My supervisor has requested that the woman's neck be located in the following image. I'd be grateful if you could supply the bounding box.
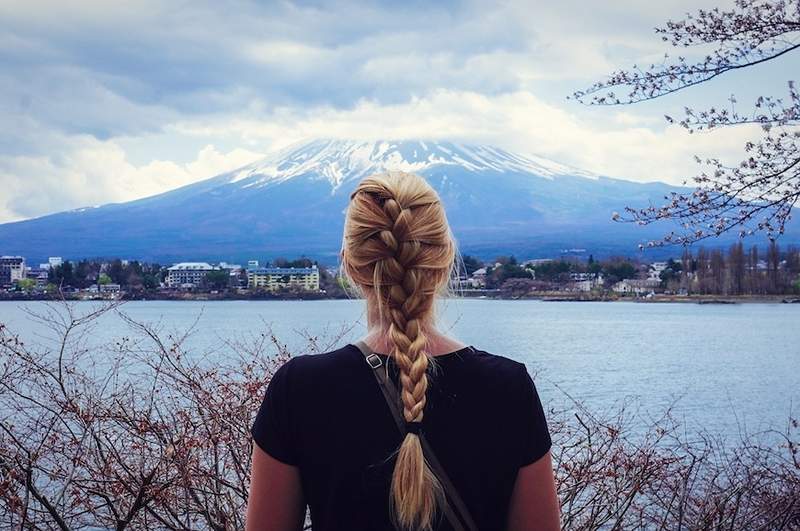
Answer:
[362,326,467,357]
[362,296,467,356]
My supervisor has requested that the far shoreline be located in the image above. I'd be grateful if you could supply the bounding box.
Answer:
[1,292,798,304]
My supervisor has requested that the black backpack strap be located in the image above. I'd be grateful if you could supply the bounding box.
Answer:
[354,341,479,531]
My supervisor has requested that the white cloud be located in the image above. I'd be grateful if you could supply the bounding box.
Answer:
[0,137,262,222]
[244,40,336,69]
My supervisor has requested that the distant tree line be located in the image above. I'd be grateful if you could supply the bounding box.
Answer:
[664,242,800,296]
[461,244,800,297]
[461,254,640,289]
[48,259,164,291]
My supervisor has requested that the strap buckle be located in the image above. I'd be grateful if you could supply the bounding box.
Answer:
[366,353,382,369]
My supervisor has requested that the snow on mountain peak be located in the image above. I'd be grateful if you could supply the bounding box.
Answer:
[227,138,598,189]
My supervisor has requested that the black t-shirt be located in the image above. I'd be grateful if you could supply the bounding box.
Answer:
[250,343,551,531]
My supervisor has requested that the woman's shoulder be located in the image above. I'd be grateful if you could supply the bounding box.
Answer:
[451,346,529,379]
[270,344,362,384]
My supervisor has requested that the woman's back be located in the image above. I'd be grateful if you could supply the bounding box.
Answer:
[247,171,559,530]
[251,343,552,530]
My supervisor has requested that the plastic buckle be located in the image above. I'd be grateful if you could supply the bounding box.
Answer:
[366,353,382,369]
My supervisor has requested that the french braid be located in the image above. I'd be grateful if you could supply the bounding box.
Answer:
[341,171,456,530]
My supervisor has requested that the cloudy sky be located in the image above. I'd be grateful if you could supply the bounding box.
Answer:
[1,0,796,223]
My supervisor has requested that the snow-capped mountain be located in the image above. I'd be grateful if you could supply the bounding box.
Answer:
[225,139,598,191]
[0,139,790,264]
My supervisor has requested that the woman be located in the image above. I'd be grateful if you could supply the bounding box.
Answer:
[247,171,560,530]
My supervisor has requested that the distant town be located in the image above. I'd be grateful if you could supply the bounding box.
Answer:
[1,242,799,302]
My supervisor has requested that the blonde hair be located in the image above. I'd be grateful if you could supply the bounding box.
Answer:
[340,171,458,530]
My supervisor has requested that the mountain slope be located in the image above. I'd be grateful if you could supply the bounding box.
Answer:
[1,139,794,264]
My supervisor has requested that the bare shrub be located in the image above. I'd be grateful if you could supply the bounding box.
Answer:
[551,389,800,529]
[0,299,798,529]
[0,300,298,529]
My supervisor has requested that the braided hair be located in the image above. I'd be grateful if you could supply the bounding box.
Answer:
[341,171,457,530]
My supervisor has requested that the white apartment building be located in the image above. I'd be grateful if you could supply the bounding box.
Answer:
[166,262,218,288]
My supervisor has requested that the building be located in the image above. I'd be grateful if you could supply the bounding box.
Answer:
[569,272,596,282]
[613,278,661,295]
[247,265,320,292]
[522,259,554,267]
[25,267,49,288]
[648,261,669,281]
[0,256,26,287]
[87,283,122,294]
[469,267,487,288]
[48,257,63,269]
[219,262,247,288]
[101,283,121,293]
[455,275,482,289]
[570,272,604,292]
[219,262,243,276]
[166,262,218,288]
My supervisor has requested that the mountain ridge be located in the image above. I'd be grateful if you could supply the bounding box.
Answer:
[1,138,795,264]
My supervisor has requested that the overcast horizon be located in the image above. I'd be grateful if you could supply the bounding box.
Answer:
[3,0,797,224]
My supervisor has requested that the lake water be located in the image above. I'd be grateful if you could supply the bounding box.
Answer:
[1,299,798,440]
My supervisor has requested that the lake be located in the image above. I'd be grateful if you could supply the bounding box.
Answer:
[1,298,798,440]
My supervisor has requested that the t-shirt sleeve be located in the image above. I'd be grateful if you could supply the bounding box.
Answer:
[515,364,552,467]
[251,358,300,466]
